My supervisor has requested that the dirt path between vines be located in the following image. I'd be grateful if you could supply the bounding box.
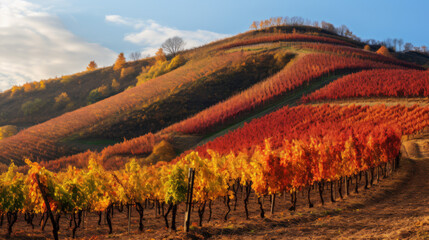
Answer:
[199,157,429,240]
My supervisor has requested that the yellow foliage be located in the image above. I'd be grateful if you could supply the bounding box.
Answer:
[136,61,169,86]
[55,92,70,103]
[144,140,176,164]
[0,125,18,140]
[364,45,371,51]
[167,54,186,70]
[54,92,74,110]
[10,86,22,96]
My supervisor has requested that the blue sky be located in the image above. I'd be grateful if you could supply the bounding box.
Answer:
[1,0,428,91]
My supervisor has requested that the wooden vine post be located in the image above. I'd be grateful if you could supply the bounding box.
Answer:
[127,204,131,233]
[184,168,195,232]
[35,174,59,240]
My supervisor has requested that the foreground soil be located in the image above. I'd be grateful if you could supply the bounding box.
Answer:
[2,156,428,240]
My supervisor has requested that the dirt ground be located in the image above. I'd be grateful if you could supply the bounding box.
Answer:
[2,155,428,240]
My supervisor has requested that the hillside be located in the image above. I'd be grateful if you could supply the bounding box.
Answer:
[1,25,426,168]
[1,22,429,240]
[0,59,151,127]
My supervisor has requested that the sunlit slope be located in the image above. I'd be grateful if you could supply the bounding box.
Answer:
[0,50,291,165]
[0,59,151,127]
[41,41,423,171]
[2,26,426,169]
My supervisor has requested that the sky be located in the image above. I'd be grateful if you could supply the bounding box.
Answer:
[1,0,428,91]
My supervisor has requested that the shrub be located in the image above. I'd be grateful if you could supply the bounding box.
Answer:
[136,61,169,86]
[87,85,110,104]
[143,140,176,164]
[111,79,120,91]
[120,66,135,79]
[136,55,185,86]
[61,75,73,84]
[21,98,45,116]
[376,46,392,57]
[166,54,186,71]
[54,92,74,110]
[0,125,18,140]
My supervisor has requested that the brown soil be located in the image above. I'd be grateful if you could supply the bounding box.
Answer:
[2,156,428,239]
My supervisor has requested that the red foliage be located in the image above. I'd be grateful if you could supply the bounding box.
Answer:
[302,69,429,102]
[49,53,411,171]
[298,43,424,69]
[165,53,405,135]
[189,105,428,159]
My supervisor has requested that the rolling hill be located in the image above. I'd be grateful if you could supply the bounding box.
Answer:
[0,25,427,169]
[0,21,429,240]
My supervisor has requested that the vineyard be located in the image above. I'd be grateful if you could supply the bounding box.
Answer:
[298,42,425,69]
[0,52,251,165]
[302,69,429,102]
[0,23,428,239]
[217,33,357,50]
[36,51,414,171]
[0,104,428,239]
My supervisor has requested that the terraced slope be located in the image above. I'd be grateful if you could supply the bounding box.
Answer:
[0,50,291,165]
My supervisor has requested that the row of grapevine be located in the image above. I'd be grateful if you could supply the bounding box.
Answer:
[302,69,429,102]
[193,105,428,157]
[298,42,424,69]
[0,52,248,164]
[42,52,412,171]
[217,33,357,50]
[165,53,407,135]
[1,104,426,238]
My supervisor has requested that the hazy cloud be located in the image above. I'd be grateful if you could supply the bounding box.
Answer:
[105,15,229,56]
[0,0,117,91]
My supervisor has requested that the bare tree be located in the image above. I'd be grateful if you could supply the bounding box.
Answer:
[321,21,336,33]
[162,36,185,56]
[336,25,349,36]
[393,39,398,51]
[129,52,141,61]
[398,39,404,51]
[385,38,393,48]
[404,42,413,52]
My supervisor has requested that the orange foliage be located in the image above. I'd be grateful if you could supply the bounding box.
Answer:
[155,48,166,62]
[113,53,126,71]
[86,61,98,71]
[376,46,392,57]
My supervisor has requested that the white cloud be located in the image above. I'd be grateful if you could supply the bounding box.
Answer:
[105,15,229,56]
[0,0,117,92]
